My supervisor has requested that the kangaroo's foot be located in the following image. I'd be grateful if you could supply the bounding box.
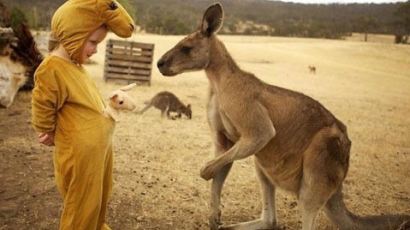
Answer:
[209,210,222,230]
[219,218,281,230]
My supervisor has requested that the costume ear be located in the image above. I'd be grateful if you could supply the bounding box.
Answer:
[201,3,224,37]
[120,83,137,91]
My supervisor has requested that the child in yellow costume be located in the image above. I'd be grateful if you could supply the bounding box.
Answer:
[31,1,134,229]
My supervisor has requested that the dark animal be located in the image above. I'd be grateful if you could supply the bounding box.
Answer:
[0,2,43,91]
[139,91,192,119]
[308,65,316,74]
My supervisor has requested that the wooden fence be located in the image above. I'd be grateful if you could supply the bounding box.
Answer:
[104,39,154,85]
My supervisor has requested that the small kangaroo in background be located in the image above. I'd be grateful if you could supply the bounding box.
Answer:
[157,3,409,230]
[308,65,316,74]
[139,91,192,119]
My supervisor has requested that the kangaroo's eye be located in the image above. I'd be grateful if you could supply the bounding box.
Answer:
[109,1,118,10]
[119,101,124,105]
[181,46,192,54]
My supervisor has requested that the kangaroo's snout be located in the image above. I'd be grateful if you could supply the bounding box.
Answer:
[157,59,165,69]
[157,57,177,76]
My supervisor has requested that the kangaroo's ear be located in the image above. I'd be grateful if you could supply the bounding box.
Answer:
[201,3,223,37]
[109,93,119,101]
[120,83,137,91]
[187,104,191,109]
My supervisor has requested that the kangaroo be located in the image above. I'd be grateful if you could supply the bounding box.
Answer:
[103,83,138,122]
[308,65,316,74]
[157,3,409,230]
[139,91,192,119]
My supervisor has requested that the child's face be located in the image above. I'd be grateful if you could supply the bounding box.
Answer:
[81,26,108,63]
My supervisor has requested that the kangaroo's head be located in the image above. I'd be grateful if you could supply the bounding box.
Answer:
[157,3,223,76]
[184,104,192,119]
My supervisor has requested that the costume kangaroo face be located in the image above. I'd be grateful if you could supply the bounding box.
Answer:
[51,0,135,63]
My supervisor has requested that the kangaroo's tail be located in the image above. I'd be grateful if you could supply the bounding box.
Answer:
[325,187,409,230]
[137,101,152,114]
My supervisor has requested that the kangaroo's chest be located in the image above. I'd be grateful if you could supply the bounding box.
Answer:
[219,109,240,142]
[207,92,240,142]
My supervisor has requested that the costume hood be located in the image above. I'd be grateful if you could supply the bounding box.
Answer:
[51,0,135,63]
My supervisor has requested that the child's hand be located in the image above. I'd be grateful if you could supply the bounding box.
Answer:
[38,132,55,146]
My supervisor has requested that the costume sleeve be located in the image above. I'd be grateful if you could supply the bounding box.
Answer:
[31,64,67,133]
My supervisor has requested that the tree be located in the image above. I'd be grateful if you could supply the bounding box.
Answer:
[31,7,39,29]
[356,16,377,42]
[0,1,11,27]
[394,0,410,43]
[10,7,27,29]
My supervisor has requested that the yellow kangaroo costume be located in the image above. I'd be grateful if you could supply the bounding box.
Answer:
[31,0,134,229]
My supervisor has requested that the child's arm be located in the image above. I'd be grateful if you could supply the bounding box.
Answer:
[31,66,67,145]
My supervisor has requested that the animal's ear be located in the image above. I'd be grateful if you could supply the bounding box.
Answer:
[120,83,137,91]
[109,93,119,101]
[201,3,223,37]
[187,104,191,109]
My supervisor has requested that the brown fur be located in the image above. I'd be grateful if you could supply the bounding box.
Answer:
[308,65,316,74]
[9,23,43,90]
[157,3,409,230]
[0,1,43,91]
[138,91,192,119]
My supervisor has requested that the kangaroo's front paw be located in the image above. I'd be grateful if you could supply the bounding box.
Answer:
[200,161,217,180]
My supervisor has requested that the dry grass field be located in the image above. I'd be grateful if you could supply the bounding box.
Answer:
[1,33,409,229]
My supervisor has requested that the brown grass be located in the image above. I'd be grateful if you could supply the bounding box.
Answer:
[0,33,409,229]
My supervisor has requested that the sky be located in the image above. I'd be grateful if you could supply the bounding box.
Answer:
[277,0,407,3]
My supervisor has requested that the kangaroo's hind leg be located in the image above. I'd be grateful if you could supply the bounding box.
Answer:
[299,126,348,230]
[299,179,332,230]
[219,160,277,230]
[161,105,170,119]
[209,132,234,230]
[299,163,336,230]
[255,162,277,228]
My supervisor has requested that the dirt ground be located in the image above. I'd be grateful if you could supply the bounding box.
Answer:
[1,34,409,230]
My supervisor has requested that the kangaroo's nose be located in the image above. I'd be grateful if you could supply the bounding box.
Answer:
[157,59,165,68]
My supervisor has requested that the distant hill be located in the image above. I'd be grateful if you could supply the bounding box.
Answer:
[1,0,406,39]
